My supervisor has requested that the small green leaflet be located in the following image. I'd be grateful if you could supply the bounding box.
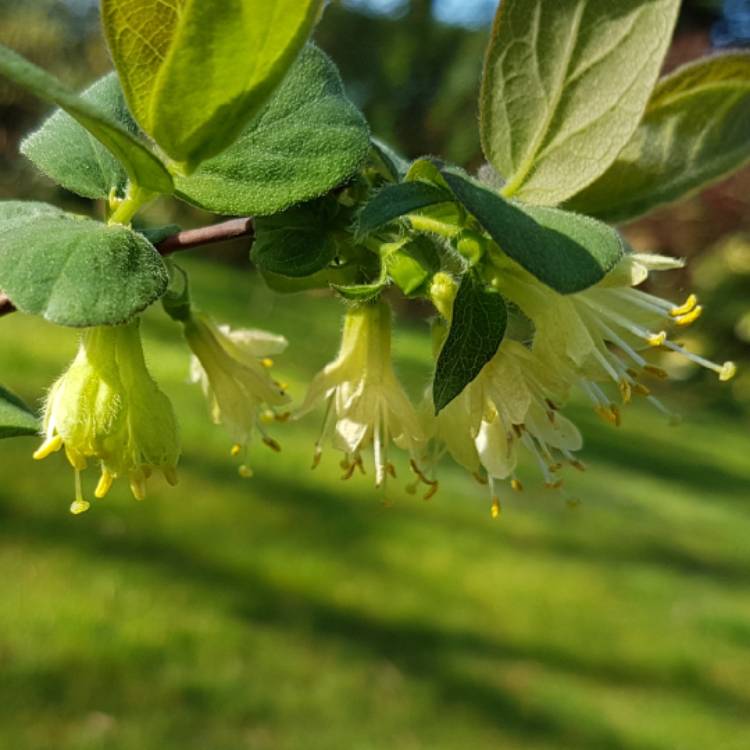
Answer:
[21,73,137,199]
[433,272,507,414]
[0,202,168,327]
[370,137,410,182]
[0,44,172,194]
[175,45,370,216]
[441,169,624,294]
[251,202,336,278]
[357,181,452,235]
[101,0,324,167]
[0,385,39,439]
[565,52,750,223]
[480,0,680,205]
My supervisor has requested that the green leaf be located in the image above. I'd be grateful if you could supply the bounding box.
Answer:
[21,73,137,199]
[433,272,507,414]
[565,52,750,223]
[357,181,452,235]
[480,0,680,205]
[101,0,324,167]
[251,202,336,278]
[370,137,410,182]
[0,385,39,439]
[0,44,172,194]
[174,45,369,216]
[0,202,168,326]
[441,169,624,294]
[331,265,389,302]
[387,236,441,296]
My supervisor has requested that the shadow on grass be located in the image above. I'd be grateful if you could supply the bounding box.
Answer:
[1,478,748,750]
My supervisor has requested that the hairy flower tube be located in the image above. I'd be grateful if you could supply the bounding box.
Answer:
[33,320,180,514]
[492,251,737,425]
[183,312,291,477]
[297,300,429,493]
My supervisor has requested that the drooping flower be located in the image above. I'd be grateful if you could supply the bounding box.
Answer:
[183,312,291,477]
[296,300,428,492]
[427,337,583,516]
[492,251,737,424]
[34,320,180,514]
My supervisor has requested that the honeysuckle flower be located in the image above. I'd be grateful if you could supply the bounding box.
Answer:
[296,300,428,492]
[33,320,180,514]
[492,251,737,424]
[183,312,291,477]
[427,337,583,516]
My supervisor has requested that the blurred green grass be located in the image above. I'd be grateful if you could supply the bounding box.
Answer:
[1,256,749,750]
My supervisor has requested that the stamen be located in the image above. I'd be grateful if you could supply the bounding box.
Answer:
[423,481,439,501]
[511,478,523,492]
[262,436,281,453]
[674,306,703,327]
[647,331,667,347]
[94,470,114,499]
[261,358,274,368]
[311,446,322,470]
[239,464,254,478]
[473,472,488,486]
[230,444,242,458]
[70,470,90,515]
[618,378,632,404]
[130,472,147,501]
[660,339,737,381]
[670,294,698,317]
[643,365,669,379]
[491,496,501,519]
[33,434,63,460]
[163,467,179,486]
[260,410,276,425]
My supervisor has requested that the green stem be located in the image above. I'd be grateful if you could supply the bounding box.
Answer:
[108,184,155,226]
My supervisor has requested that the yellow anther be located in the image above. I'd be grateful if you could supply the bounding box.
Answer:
[261,358,274,368]
[633,383,651,397]
[163,467,179,487]
[33,434,63,461]
[719,361,737,382]
[263,436,281,453]
[611,405,622,427]
[491,496,501,519]
[549,462,563,473]
[130,476,147,502]
[675,305,703,327]
[275,411,291,423]
[618,379,632,404]
[230,444,242,458]
[260,410,276,424]
[647,331,667,347]
[511,478,523,492]
[239,464,254,478]
[387,463,397,478]
[570,460,587,473]
[423,481,439,501]
[94,470,114,499]
[311,448,322,470]
[644,365,669,380]
[670,294,698,317]
[594,406,618,426]
[545,480,564,490]
[70,499,91,515]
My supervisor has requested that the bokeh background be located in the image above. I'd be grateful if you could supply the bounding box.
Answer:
[1,1,749,748]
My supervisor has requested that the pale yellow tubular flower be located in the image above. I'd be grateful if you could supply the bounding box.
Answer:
[494,252,737,424]
[296,301,426,493]
[34,320,180,514]
[183,312,290,477]
[431,338,583,515]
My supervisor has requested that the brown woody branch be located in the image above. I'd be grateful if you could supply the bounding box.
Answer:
[0,217,255,319]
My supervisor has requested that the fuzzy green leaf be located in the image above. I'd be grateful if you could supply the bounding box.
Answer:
[357,181,452,235]
[0,44,172,194]
[441,169,624,294]
[565,52,750,223]
[0,202,168,326]
[0,385,39,439]
[433,272,507,413]
[21,73,138,199]
[251,203,336,278]
[480,0,680,205]
[174,45,369,216]
[101,0,324,167]
[370,138,410,182]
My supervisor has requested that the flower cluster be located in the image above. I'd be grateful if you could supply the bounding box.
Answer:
[34,248,735,517]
